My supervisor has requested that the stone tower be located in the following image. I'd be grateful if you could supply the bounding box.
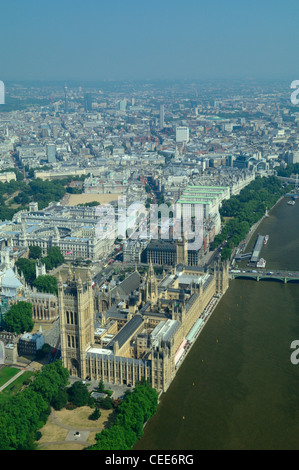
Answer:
[176,235,188,266]
[145,261,158,304]
[214,259,229,294]
[58,269,94,379]
[36,260,46,278]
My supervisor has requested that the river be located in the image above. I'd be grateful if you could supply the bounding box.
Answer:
[135,196,299,450]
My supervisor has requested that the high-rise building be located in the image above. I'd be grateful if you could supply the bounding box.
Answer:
[41,126,49,138]
[46,143,56,163]
[52,126,59,139]
[118,99,127,111]
[176,126,189,143]
[64,85,68,113]
[84,93,93,112]
[159,104,165,129]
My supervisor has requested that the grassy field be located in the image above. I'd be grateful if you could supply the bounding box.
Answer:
[0,366,20,387]
[65,193,120,205]
[37,406,114,450]
[0,370,34,405]
[54,406,114,429]
[39,442,89,450]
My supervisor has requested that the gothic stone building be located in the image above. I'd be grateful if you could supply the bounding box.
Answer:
[59,261,229,392]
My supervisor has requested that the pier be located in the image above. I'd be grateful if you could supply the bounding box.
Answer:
[235,234,266,264]
[250,234,265,264]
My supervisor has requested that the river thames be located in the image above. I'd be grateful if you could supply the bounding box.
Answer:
[135,196,299,450]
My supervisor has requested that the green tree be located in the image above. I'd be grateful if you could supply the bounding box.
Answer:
[98,380,105,392]
[68,381,90,407]
[99,396,114,410]
[29,246,42,259]
[42,246,64,271]
[33,275,58,295]
[51,389,69,411]
[0,360,69,450]
[88,425,130,450]
[4,301,34,334]
[89,408,101,421]
[15,258,36,285]
[32,361,69,402]
[87,379,158,451]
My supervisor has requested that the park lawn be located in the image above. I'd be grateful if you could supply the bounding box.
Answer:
[38,442,87,450]
[0,370,34,405]
[54,406,114,429]
[36,406,114,450]
[66,193,119,206]
[38,419,69,444]
[86,431,98,445]
[0,366,20,387]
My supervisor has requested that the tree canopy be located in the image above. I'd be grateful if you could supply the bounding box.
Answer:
[68,381,90,407]
[29,245,42,260]
[15,258,36,285]
[0,360,69,450]
[210,176,286,260]
[4,301,34,334]
[87,379,158,450]
[32,275,58,295]
[41,246,64,271]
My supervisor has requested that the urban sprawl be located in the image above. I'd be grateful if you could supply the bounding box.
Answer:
[0,80,297,395]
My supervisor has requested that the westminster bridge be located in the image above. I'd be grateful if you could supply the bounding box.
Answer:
[229,269,299,284]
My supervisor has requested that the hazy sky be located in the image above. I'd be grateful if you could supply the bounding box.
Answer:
[1,0,299,81]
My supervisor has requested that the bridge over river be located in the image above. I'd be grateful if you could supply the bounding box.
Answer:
[230,269,299,283]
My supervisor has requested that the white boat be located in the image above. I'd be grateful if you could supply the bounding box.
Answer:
[287,200,295,205]
[264,235,269,245]
[257,258,266,268]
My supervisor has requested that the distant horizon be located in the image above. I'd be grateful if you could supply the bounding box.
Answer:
[2,77,295,85]
[1,0,299,84]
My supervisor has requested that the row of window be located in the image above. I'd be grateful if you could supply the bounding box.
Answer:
[66,310,78,325]
[67,335,79,349]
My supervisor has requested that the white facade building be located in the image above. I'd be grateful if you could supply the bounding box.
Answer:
[176,127,189,143]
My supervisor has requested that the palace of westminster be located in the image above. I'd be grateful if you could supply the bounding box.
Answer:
[58,242,229,392]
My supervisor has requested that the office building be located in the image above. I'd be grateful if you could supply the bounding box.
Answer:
[159,104,165,129]
[46,144,56,163]
[176,126,189,143]
[84,93,93,113]
[118,99,127,112]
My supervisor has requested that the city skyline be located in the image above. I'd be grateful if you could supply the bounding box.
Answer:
[1,0,299,82]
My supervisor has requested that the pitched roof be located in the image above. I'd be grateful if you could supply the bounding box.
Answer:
[110,271,142,299]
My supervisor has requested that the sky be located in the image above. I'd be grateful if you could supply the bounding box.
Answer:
[0,0,299,82]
